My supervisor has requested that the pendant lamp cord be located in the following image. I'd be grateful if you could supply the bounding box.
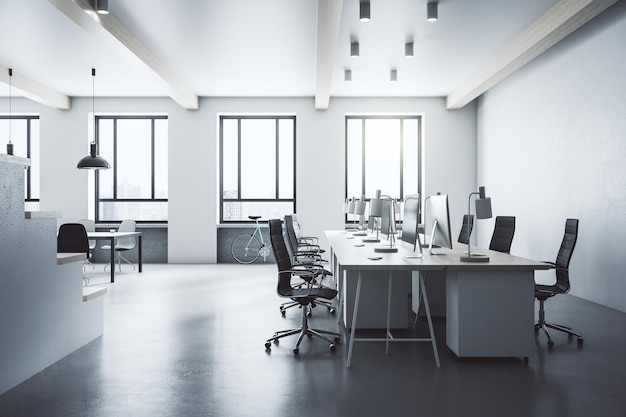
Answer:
[92,68,96,145]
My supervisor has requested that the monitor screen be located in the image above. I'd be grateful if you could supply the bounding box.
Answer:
[399,194,423,256]
[429,194,453,253]
[379,199,392,240]
[379,199,397,241]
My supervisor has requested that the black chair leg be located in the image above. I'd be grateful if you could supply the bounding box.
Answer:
[535,299,583,347]
[266,301,341,355]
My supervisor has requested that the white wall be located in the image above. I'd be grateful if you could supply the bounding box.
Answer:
[477,2,626,312]
[3,95,476,264]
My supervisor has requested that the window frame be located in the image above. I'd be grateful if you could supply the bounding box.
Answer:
[94,115,168,224]
[219,115,297,224]
[345,114,422,221]
[0,115,40,203]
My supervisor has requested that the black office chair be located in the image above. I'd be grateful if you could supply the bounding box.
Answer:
[457,214,474,244]
[489,216,516,253]
[57,223,91,285]
[280,215,335,316]
[264,219,341,355]
[535,218,583,347]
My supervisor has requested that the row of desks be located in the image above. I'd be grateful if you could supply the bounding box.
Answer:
[325,230,551,367]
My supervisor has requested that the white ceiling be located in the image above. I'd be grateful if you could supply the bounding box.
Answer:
[0,0,614,109]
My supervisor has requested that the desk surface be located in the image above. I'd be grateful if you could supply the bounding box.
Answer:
[325,230,551,272]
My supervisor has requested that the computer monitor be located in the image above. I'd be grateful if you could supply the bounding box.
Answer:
[399,194,423,257]
[428,194,453,255]
[374,199,398,252]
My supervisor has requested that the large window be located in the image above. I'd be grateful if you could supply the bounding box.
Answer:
[0,115,40,204]
[220,115,296,222]
[345,115,421,212]
[95,115,168,222]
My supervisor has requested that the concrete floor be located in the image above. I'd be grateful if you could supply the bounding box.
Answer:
[0,263,624,417]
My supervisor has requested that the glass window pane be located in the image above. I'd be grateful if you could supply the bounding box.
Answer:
[278,119,294,199]
[99,201,168,222]
[365,119,400,198]
[403,119,419,195]
[116,119,151,199]
[98,119,115,199]
[346,118,363,199]
[154,119,168,199]
[29,119,40,199]
[222,201,294,222]
[222,119,239,199]
[240,119,276,199]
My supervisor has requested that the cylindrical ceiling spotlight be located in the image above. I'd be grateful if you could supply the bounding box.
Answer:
[360,0,371,21]
[405,42,414,58]
[345,69,352,82]
[351,41,360,57]
[390,69,398,82]
[427,2,438,22]
[97,0,109,15]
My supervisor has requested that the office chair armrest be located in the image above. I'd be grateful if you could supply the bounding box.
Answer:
[298,236,319,245]
[543,261,568,272]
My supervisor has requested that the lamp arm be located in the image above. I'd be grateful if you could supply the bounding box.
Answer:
[466,191,479,257]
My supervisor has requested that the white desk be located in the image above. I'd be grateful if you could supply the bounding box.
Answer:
[326,231,445,367]
[87,231,142,283]
[326,231,551,367]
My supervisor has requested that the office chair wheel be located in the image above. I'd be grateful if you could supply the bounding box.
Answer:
[293,348,299,355]
[265,342,271,350]
[328,307,336,314]
[281,310,286,316]
[577,337,584,344]
[334,337,341,344]
[329,344,336,352]
[547,340,554,348]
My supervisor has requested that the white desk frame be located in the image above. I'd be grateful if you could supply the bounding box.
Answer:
[326,231,551,368]
[87,231,142,283]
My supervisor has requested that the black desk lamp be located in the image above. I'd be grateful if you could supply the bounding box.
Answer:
[460,186,492,262]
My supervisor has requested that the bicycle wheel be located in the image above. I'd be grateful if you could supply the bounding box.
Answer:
[231,234,261,264]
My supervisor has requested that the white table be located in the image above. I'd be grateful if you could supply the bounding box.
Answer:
[87,231,142,283]
[325,231,551,367]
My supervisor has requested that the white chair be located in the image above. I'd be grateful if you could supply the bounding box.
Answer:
[77,219,96,270]
[102,220,137,272]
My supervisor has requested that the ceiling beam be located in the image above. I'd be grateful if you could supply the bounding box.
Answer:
[315,0,343,110]
[446,0,618,110]
[0,64,71,110]
[47,0,198,110]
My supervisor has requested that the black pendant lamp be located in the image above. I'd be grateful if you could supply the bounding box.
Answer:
[77,68,110,170]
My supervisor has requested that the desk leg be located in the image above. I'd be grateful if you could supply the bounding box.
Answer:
[386,271,392,354]
[336,265,343,325]
[346,271,362,368]
[420,272,440,368]
[109,237,115,283]
[138,235,143,273]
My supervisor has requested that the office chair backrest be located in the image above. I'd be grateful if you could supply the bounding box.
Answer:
[269,219,293,295]
[116,219,137,250]
[489,216,516,253]
[457,214,474,244]
[291,214,307,241]
[57,223,89,255]
[554,218,579,293]
[283,215,299,254]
